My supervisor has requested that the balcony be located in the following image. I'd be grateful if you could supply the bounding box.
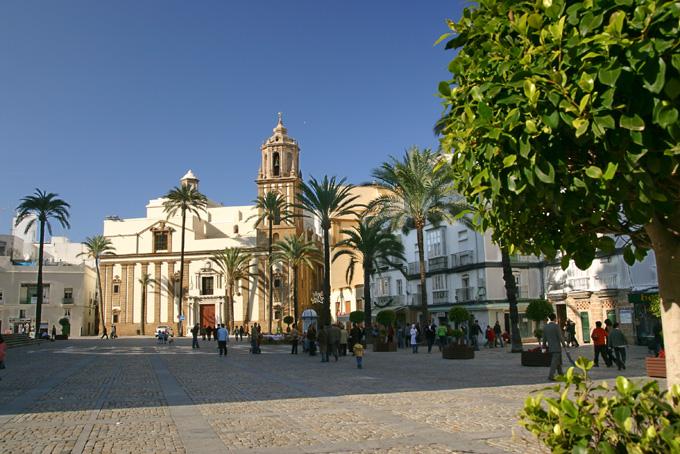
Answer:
[428,256,448,271]
[451,250,474,267]
[374,295,406,307]
[568,277,590,290]
[509,254,541,264]
[63,297,74,304]
[596,273,618,289]
[433,290,449,305]
[407,262,421,275]
[455,287,476,302]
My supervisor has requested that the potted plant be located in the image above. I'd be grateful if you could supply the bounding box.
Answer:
[521,300,553,366]
[373,310,397,352]
[57,317,70,340]
[349,310,364,326]
[283,315,294,332]
[442,307,474,359]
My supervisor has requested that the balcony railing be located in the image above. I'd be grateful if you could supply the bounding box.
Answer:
[509,254,541,264]
[596,273,618,289]
[568,277,590,290]
[63,297,74,304]
[408,262,421,275]
[374,295,406,307]
[433,290,449,305]
[455,287,476,302]
[428,256,448,271]
[451,250,474,267]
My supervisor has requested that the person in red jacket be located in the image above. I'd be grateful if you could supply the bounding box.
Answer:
[591,321,612,367]
[485,325,496,348]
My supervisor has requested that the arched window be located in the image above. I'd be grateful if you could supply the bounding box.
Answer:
[273,233,280,242]
[272,152,280,177]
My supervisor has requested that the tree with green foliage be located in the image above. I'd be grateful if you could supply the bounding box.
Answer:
[211,247,253,330]
[298,176,362,326]
[252,190,293,333]
[15,189,71,339]
[438,0,680,386]
[163,184,207,336]
[376,309,397,328]
[349,310,365,325]
[273,234,321,327]
[79,235,115,335]
[372,147,458,323]
[448,306,471,329]
[332,216,405,326]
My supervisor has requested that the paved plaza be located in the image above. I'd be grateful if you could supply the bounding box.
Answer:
[0,337,660,454]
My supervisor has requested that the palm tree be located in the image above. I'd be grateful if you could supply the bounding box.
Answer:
[163,184,208,336]
[15,189,71,339]
[371,147,455,322]
[210,248,253,330]
[251,191,292,333]
[297,176,362,326]
[273,234,321,327]
[138,273,154,335]
[78,235,115,334]
[332,216,405,326]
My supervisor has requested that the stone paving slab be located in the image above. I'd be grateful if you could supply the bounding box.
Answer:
[0,338,660,453]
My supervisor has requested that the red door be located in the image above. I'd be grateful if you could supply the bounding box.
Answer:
[200,305,216,327]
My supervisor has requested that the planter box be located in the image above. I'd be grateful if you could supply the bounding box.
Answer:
[646,357,667,378]
[521,350,552,367]
[442,345,475,359]
[373,341,397,352]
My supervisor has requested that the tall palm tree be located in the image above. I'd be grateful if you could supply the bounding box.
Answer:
[163,184,208,336]
[78,235,115,335]
[273,234,321,327]
[211,248,253,330]
[138,273,154,335]
[15,189,71,339]
[251,191,292,333]
[332,216,406,326]
[297,176,362,326]
[371,147,455,323]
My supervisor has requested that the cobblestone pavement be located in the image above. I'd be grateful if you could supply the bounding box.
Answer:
[0,337,660,453]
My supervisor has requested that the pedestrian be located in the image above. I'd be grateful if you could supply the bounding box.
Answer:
[111,324,117,339]
[318,325,329,362]
[353,340,365,369]
[239,325,244,342]
[307,325,317,356]
[51,325,56,341]
[566,320,578,347]
[0,334,6,379]
[543,313,567,381]
[191,323,200,349]
[410,324,419,353]
[290,327,299,354]
[206,325,213,341]
[493,321,503,347]
[425,321,436,353]
[485,325,495,348]
[339,323,348,356]
[101,326,108,339]
[608,322,628,370]
[396,323,404,349]
[201,326,206,341]
[591,321,611,367]
[216,324,229,357]
[436,323,448,351]
[329,324,341,361]
[470,319,481,350]
[349,324,361,354]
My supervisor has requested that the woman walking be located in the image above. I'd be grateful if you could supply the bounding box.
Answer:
[410,324,419,353]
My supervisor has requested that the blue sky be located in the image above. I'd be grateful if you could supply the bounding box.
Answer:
[0,1,464,241]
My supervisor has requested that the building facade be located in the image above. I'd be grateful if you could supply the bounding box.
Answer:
[100,116,321,336]
[0,256,97,336]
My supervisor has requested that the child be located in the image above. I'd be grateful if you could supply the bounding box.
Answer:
[353,342,364,369]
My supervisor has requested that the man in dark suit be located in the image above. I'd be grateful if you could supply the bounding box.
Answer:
[543,313,567,381]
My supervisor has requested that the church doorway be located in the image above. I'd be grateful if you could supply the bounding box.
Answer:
[200,304,216,328]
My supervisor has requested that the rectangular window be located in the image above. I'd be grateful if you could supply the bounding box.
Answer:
[432,275,447,291]
[64,308,71,317]
[201,276,214,296]
[396,279,403,295]
[0,290,3,304]
[458,230,468,242]
[0,241,6,256]
[113,313,119,323]
[64,288,73,304]
[20,284,49,304]
[19,309,26,319]
[426,229,446,258]
[375,277,390,296]
[345,301,351,314]
[113,284,120,294]
[153,232,168,252]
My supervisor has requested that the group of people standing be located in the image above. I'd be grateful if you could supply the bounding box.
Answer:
[290,322,365,368]
[197,325,246,342]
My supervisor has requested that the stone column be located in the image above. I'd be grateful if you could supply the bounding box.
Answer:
[103,264,113,331]
[154,262,162,325]
[167,261,175,327]
[119,264,128,324]
[127,264,135,326]
[104,264,115,329]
